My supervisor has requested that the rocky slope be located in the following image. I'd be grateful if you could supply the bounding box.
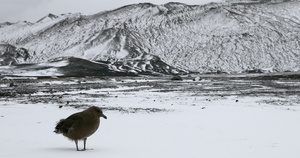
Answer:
[0,44,30,65]
[0,0,300,75]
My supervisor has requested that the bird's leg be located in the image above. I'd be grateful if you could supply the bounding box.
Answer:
[83,138,87,151]
[75,140,79,151]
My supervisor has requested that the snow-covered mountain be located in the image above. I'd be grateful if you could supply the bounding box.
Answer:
[1,0,300,75]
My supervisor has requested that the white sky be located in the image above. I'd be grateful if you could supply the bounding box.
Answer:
[0,0,222,23]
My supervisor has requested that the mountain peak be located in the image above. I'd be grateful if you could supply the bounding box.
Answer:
[36,13,59,23]
[164,2,188,6]
[0,22,13,28]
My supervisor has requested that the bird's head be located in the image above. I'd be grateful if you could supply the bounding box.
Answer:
[91,106,107,119]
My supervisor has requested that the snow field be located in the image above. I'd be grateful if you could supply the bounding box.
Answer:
[0,94,299,158]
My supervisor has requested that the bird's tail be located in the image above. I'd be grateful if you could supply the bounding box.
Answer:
[54,119,65,133]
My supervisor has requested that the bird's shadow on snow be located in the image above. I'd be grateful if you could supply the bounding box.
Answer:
[43,147,104,152]
[43,147,77,152]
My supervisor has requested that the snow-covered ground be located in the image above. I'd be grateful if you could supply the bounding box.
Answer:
[0,77,300,158]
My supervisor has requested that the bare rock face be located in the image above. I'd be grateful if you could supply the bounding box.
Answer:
[0,44,30,65]
[0,1,300,74]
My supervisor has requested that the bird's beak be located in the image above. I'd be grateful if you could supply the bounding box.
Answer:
[101,114,107,119]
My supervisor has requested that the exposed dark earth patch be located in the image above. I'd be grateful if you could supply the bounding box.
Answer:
[1,74,300,113]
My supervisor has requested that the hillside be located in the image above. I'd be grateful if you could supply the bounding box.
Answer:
[0,1,300,75]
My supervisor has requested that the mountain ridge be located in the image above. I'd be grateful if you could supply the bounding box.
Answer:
[1,1,300,75]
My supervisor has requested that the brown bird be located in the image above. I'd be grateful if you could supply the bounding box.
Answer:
[54,106,107,151]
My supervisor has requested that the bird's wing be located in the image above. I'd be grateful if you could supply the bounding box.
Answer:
[65,113,84,128]
[55,113,83,134]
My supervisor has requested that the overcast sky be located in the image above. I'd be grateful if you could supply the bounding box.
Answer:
[0,0,222,23]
